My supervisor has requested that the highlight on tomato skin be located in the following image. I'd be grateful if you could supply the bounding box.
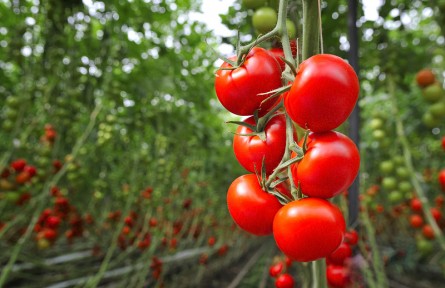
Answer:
[273,198,346,262]
[284,54,359,132]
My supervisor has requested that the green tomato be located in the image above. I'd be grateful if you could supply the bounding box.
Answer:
[422,83,444,103]
[379,160,394,174]
[382,177,397,190]
[286,19,296,39]
[242,0,267,10]
[6,96,19,108]
[372,129,385,140]
[428,101,445,118]
[388,190,403,203]
[396,167,410,179]
[398,181,412,193]
[369,118,384,130]
[392,156,404,165]
[416,239,433,255]
[422,111,440,128]
[252,7,277,34]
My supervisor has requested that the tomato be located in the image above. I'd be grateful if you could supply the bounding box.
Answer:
[409,214,423,228]
[291,131,359,199]
[396,167,409,179]
[11,159,27,172]
[273,198,346,262]
[422,83,444,103]
[379,160,394,174]
[368,117,384,130]
[439,169,445,191]
[269,48,286,71]
[381,177,397,190]
[442,136,445,150]
[430,207,442,222]
[269,262,283,277]
[410,198,422,212]
[275,273,294,288]
[227,174,282,235]
[327,242,352,265]
[415,69,436,87]
[422,225,435,239]
[416,238,433,255]
[344,229,359,246]
[252,7,277,34]
[422,112,440,128]
[429,101,445,118]
[435,195,444,208]
[233,113,289,175]
[326,265,351,288]
[215,47,282,116]
[241,0,266,9]
[286,19,296,39]
[284,54,359,132]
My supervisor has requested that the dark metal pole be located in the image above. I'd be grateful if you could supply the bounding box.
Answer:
[348,0,360,228]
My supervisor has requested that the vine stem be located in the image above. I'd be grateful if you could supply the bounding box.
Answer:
[311,259,327,288]
[387,76,445,251]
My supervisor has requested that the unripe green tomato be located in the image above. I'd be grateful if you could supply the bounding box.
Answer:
[369,118,384,130]
[242,0,267,9]
[372,129,386,140]
[388,190,403,203]
[382,177,397,190]
[422,112,440,128]
[252,7,277,34]
[379,160,394,174]
[396,167,410,179]
[286,19,296,39]
[422,83,444,103]
[5,108,18,120]
[2,120,14,131]
[392,155,404,165]
[428,101,445,118]
[6,96,19,108]
[416,239,433,255]
[398,181,412,193]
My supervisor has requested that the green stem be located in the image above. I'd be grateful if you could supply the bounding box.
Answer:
[311,259,327,288]
[302,0,320,60]
[387,76,445,252]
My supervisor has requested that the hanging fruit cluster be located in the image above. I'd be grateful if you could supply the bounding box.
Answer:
[415,69,445,128]
[214,1,360,267]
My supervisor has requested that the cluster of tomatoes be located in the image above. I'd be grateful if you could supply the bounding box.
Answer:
[268,256,295,288]
[415,68,445,128]
[214,34,360,270]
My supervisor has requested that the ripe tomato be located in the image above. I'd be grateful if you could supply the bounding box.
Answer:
[275,273,294,288]
[430,207,442,222]
[439,169,445,191]
[415,69,435,87]
[326,265,351,288]
[273,198,346,262]
[422,225,435,239]
[233,113,289,175]
[327,242,352,265]
[291,131,359,199]
[215,47,282,116]
[284,54,359,132]
[269,262,283,277]
[442,136,445,150]
[227,174,282,235]
[268,48,286,71]
[252,7,277,34]
[410,198,422,212]
[409,214,423,228]
[344,229,359,246]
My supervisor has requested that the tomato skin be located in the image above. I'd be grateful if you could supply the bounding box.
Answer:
[269,262,284,277]
[409,214,423,228]
[410,198,422,212]
[439,169,445,191]
[284,54,359,132]
[227,174,282,236]
[327,242,352,265]
[416,69,435,87]
[344,229,359,246]
[326,265,351,288]
[273,198,346,262]
[215,47,282,116]
[233,114,288,175]
[291,131,360,199]
[275,273,294,288]
[268,48,286,71]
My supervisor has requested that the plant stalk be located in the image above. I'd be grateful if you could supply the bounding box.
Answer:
[302,0,320,60]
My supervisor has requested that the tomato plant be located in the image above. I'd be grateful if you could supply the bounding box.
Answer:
[227,174,282,235]
[291,131,360,199]
[284,54,359,132]
[215,47,282,116]
[273,198,346,262]
[233,113,289,175]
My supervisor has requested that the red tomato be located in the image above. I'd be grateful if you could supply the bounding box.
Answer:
[422,225,435,239]
[233,114,289,175]
[326,265,351,288]
[275,273,294,288]
[269,262,284,277]
[327,242,352,265]
[227,174,282,236]
[215,47,282,116]
[430,207,442,222]
[269,48,286,71]
[284,54,359,132]
[409,214,423,228]
[442,136,445,150]
[410,198,422,212]
[273,198,346,262]
[291,131,359,199]
[344,229,359,246]
[439,169,445,191]
[11,159,27,172]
